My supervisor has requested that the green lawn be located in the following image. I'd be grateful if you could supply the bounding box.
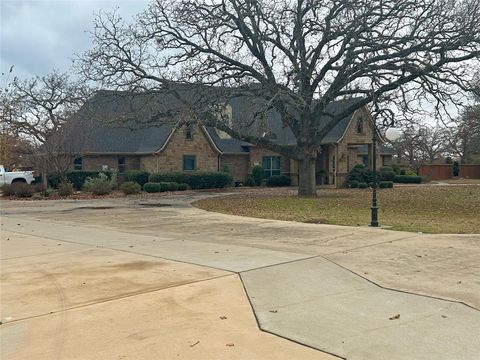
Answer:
[194,186,480,234]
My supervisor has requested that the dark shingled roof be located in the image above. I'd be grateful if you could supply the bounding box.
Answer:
[69,90,366,154]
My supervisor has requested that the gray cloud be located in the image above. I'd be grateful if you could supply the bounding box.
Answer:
[1,0,148,80]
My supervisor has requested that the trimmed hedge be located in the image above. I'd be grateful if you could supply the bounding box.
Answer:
[143,182,162,193]
[121,181,142,194]
[64,171,112,190]
[394,175,422,184]
[266,175,291,187]
[149,172,232,189]
[125,170,150,187]
[358,182,369,189]
[379,181,394,188]
[348,180,359,188]
[380,169,396,181]
[178,183,189,191]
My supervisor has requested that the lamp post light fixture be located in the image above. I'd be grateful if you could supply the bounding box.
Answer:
[370,116,402,228]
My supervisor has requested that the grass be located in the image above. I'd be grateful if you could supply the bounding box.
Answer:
[436,178,480,185]
[194,186,480,234]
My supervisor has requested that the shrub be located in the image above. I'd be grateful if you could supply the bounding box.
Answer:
[13,183,34,198]
[83,173,112,195]
[244,177,256,187]
[47,173,62,189]
[380,170,396,181]
[143,182,162,193]
[149,172,232,189]
[348,180,359,188]
[58,182,74,197]
[358,182,369,189]
[125,170,150,187]
[1,184,15,196]
[159,182,179,192]
[251,166,264,186]
[177,183,189,191]
[120,181,141,195]
[40,189,52,197]
[379,181,394,188]
[394,175,422,184]
[346,164,378,186]
[33,183,47,193]
[65,171,112,190]
[109,171,118,190]
[380,166,393,172]
[266,175,291,187]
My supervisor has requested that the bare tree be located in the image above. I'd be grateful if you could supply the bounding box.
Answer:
[78,0,480,196]
[0,71,92,179]
[448,105,480,162]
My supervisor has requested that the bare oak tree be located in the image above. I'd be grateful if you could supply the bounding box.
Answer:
[0,71,92,178]
[78,0,480,196]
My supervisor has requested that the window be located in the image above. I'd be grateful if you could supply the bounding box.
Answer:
[356,118,364,134]
[183,155,196,171]
[262,156,281,178]
[185,125,193,140]
[118,157,126,174]
[332,156,336,172]
[362,156,369,167]
[74,157,83,170]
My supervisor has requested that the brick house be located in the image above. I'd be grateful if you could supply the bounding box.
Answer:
[66,90,392,187]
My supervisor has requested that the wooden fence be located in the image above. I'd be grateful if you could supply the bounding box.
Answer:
[419,164,480,180]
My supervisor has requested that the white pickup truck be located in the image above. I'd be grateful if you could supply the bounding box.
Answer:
[0,165,35,185]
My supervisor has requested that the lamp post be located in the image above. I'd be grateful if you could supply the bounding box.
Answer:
[370,115,401,227]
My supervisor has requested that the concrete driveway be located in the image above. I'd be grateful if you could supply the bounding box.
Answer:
[1,194,479,359]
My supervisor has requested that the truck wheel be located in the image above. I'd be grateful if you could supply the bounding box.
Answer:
[11,178,27,184]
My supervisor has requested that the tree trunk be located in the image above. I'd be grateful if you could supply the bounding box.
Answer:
[298,156,317,197]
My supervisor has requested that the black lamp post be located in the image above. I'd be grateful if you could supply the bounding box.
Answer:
[370,108,401,227]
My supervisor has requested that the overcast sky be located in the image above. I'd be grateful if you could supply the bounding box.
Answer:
[1,0,149,81]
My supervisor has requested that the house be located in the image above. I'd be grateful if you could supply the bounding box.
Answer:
[64,90,393,187]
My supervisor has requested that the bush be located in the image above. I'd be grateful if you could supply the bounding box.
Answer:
[143,182,162,193]
[177,183,189,191]
[40,189,52,197]
[149,172,232,189]
[346,164,377,186]
[58,182,74,197]
[380,170,396,181]
[1,184,16,196]
[394,175,422,184]
[244,177,256,187]
[348,180,359,188]
[65,171,112,190]
[251,166,264,186]
[266,175,291,187]
[83,173,112,195]
[159,182,179,192]
[125,170,150,187]
[358,182,369,189]
[120,181,141,195]
[13,183,34,198]
[379,181,394,188]
[380,166,393,172]
[47,173,62,189]
[33,183,47,193]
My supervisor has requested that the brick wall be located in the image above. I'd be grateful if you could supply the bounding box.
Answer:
[335,109,382,187]
[220,155,249,181]
[155,125,219,172]
[81,155,140,172]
